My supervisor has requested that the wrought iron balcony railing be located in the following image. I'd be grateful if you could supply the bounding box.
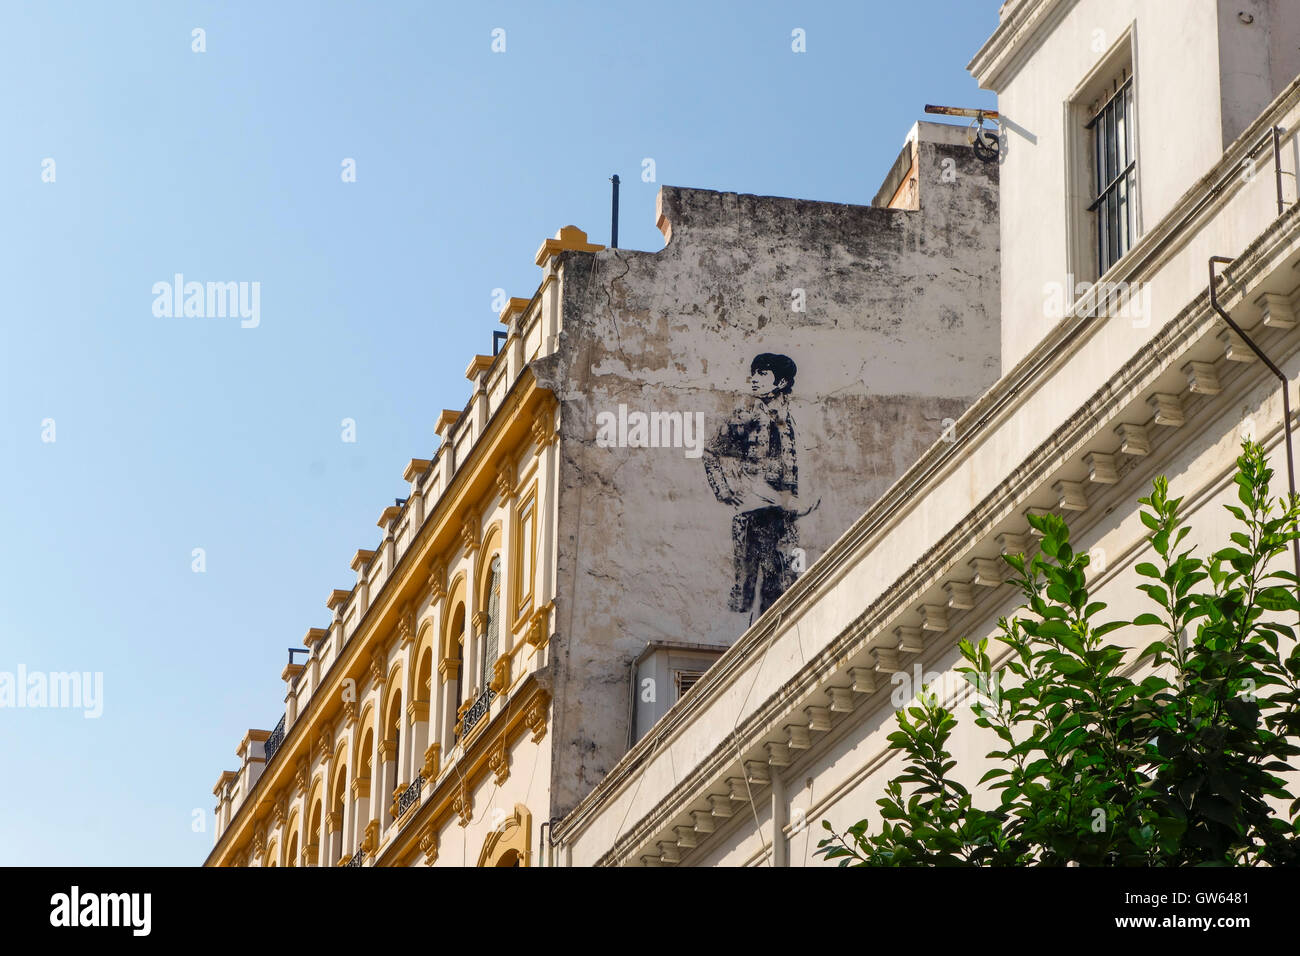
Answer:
[397,774,423,818]
[345,850,365,868]
[264,714,286,765]
[461,688,494,737]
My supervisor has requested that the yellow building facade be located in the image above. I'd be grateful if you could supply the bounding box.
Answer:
[207,226,602,867]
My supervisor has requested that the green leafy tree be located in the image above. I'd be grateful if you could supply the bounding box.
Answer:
[817,441,1300,866]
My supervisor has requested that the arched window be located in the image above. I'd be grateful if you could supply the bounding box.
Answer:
[482,556,501,692]
[450,603,466,708]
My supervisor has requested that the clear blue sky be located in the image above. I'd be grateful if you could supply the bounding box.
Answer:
[0,0,997,865]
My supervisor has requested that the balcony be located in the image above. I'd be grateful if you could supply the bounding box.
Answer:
[397,774,423,818]
[344,850,365,868]
[460,688,494,737]
[264,714,286,766]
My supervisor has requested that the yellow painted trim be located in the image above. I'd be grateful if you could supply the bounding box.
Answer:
[207,370,552,866]
[534,225,603,266]
[404,458,432,482]
[511,483,538,625]
[465,354,496,380]
[434,409,461,437]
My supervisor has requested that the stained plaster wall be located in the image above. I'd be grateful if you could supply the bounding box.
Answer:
[534,122,1003,815]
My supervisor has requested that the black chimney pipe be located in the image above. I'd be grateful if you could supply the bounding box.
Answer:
[610,174,620,249]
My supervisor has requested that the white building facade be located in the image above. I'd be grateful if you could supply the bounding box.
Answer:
[553,0,1300,866]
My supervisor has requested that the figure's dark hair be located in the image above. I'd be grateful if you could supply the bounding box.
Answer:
[750,353,796,393]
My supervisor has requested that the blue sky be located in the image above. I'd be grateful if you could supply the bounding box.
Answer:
[0,0,997,865]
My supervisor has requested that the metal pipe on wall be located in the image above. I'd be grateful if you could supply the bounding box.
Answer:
[1208,256,1300,611]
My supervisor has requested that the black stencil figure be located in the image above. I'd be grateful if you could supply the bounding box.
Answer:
[703,353,817,618]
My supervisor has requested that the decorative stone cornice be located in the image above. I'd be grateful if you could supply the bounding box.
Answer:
[894,625,923,654]
[362,820,379,854]
[766,741,791,767]
[498,296,532,327]
[488,736,510,785]
[917,603,948,632]
[826,688,854,714]
[472,610,488,636]
[525,604,551,648]
[438,655,460,684]
[848,668,877,695]
[379,738,397,762]
[351,776,370,799]
[943,580,973,610]
[369,649,387,687]
[294,757,309,796]
[434,408,461,439]
[533,224,604,267]
[968,557,1003,587]
[465,353,495,383]
[996,531,1032,556]
[325,811,341,834]
[530,406,556,454]
[407,699,430,724]
[422,743,441,782]
[495,460,516,502]
[427,562,446,603]
[1219,328,1257,363]
[805,706,831,733]
[1256,290,1298,329]
[1114,423,1150,456]
[281,662,305,684]
[1082,451,1117,485]
[403,458,432,483]
[461,512,480,556]
[524,693,549,743]
[419,826,439,865]
[273,792,289,828]
[1182,361,1222,396]
[397,602,416,647]
[1148,392,1185,426]
[342,699,357,727]
[708,795,733,818]
[1053,479,1088,511]
[966,0,1072,92]
[451,783,472,827]
[490,654,511,694]
[874,647,901,673]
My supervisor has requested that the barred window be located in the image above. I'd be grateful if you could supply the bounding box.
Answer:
[1087,69,1137,274]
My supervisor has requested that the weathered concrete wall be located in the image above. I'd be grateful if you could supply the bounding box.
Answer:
[535,123,1001,815]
